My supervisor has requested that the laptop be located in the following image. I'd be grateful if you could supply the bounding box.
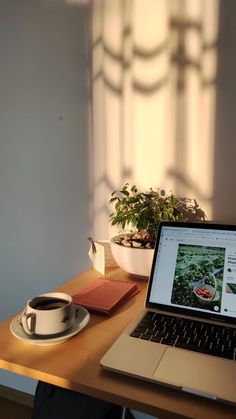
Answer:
[100,221,236,405]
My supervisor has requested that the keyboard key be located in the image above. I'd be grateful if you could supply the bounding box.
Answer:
[130,331,141,338]
[176,335,189,344]
[140,334,151,341]
[213,349,234,359]
[135,326,148,333]
[150,335,162,343]
[161,337,176,346]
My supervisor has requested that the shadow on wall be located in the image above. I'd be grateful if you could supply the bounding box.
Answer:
[91,0,221,240]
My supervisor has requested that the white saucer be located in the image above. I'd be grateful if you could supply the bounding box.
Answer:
[10,305,90,346]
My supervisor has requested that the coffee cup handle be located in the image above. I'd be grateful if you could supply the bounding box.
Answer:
[21,313,36,335]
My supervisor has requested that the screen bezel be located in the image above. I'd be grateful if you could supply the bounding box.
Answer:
[145,221,236,325]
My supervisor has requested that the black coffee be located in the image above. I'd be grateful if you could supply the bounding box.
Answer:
[33,298,68,311]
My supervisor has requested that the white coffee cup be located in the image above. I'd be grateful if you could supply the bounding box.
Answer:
[19,292,76,336]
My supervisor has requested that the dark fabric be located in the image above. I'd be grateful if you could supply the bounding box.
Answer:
[32,381,123,419]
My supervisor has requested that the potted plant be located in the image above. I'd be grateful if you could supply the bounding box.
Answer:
[109,183,206,277]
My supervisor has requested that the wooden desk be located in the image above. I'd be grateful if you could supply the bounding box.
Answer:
[0,268,236,419]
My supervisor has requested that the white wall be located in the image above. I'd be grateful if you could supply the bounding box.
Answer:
[0,0,92,394]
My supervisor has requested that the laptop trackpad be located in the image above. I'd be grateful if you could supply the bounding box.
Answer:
[153,348,236,403]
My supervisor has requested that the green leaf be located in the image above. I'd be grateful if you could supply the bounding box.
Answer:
[108,183,206,239]
[131,185,138,193]
[121,189,129,197]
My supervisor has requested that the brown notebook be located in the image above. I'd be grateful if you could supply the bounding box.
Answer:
[72,277,140,314]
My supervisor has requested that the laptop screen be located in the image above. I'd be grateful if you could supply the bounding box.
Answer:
[147,222,236,322]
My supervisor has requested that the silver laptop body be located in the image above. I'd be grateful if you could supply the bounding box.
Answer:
[100,222,236,405]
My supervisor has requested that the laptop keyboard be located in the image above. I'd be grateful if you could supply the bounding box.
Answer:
[130,311,236,360]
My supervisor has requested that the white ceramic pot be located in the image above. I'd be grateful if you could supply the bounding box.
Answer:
[110,236,154,278]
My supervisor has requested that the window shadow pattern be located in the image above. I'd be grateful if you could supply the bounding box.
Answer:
[91,0,219,239]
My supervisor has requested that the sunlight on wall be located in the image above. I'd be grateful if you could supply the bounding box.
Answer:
[170,0,219,215]
[92,0,219,239]
[133,0,169,188]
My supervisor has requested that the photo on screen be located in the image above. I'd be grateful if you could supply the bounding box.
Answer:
[171,244,225,312]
